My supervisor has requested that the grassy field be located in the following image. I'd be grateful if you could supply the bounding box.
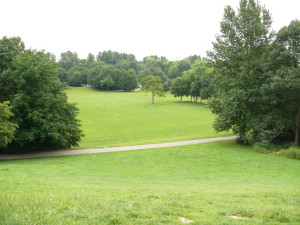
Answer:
[1,141,300,224]
[66,87,230,149]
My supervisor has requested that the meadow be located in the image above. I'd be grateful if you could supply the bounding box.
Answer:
[66,87,230,149]
[1,88,299,224]
[1,141,300,224]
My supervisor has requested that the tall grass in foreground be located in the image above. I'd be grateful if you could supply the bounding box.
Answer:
[1,141,299,224]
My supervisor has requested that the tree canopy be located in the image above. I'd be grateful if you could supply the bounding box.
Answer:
[208,0,300,146]
[141,75,165,104]
[0,46,84,152]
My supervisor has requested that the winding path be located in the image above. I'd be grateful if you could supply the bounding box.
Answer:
[0,136,238,160]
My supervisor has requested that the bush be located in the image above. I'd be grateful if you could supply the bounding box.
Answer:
[277,147,300,160]
[253,143,271,154]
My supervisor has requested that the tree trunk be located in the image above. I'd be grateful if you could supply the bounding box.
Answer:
[195,96,197,103]
[180,96,182,102]
[296,111,299,146]
[191,96,192,102]
[152,94,154,104]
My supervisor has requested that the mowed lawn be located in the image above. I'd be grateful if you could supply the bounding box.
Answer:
[66,87,230,149]
[0,141,299,224]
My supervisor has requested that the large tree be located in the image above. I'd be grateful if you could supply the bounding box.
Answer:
[258,20,300,146]
[0,50,84,152]
[207,0,273,144]
[141,75,165,104]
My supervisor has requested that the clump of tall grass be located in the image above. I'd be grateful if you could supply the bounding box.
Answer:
[276,147,300,160]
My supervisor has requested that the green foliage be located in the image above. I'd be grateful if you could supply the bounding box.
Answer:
[139,57,166,81]
[166,63,179,79]
[177,60,191,76]
[87,53,95,64]
[185,54,201,64]
[87,61,106,85]
[58,51,79,71]
[0,102,17,148]
[100,75,115,90]
[97,50,136,65]
[247,20,300,146]
[119,69,138,91]
[0,50,84,152]
[170,77,190,101]
[183,60,215,101]
[56,67,68,83]
[67,66,88,86]
[0,36,25,73]
[166,60,191,79]
[91,64,119,90]
[262,20,300,146]
[277,147,300,160]
[141,75,165,104]
[208,0,273,144]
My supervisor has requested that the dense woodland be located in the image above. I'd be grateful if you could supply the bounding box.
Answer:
[0,0,299,153]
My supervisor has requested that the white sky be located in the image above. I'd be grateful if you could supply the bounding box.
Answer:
[1,0,299,61]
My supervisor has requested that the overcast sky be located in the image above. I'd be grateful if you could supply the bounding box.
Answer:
[1,0,299,61]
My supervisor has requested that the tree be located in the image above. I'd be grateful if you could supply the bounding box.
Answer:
[87,53,95,64]
[207,0,273,144]
[56,67,68,83]
[0,50,84,152]
[141,75,165,104]
[67,66,88,87]
[185,55,201,64]
[87,61,105,85]
[58,51,79,71]
[167,60,191,79]
[90,65,119,90]
[170,77,190,101]
[140,57,166,80]
[100,75,115,91]
[0,36,25,73]
[167,63,179,79]
[260,68,300,146]
[0,102,18,148]
[183,60,214,102]
[258,20,300,146]
[119,69,138,91]
[177,60,191,76]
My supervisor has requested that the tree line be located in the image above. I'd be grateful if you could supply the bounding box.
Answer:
[56,49,206,92]
[56,49,214,104]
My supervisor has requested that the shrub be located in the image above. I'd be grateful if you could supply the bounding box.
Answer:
[277,147,300,160]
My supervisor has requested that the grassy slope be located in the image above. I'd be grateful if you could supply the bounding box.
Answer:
[66,87,231,149]
[1,141,299,224]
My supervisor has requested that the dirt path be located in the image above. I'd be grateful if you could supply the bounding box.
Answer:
[0,136,238,160]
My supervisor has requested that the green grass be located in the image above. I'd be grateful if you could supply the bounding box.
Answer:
[1,141,299,224]
[66,87,231,149]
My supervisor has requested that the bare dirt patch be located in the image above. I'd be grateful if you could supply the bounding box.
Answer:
[179,216,193,223]
[229,215,249,220]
